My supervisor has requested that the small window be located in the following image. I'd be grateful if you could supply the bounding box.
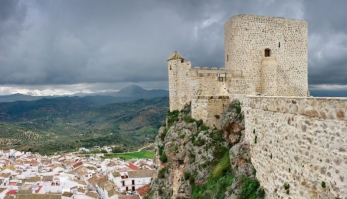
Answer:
[169,65,172,70]
[218,73,226,82]
[265,49,271,57]
[227,55,229,62]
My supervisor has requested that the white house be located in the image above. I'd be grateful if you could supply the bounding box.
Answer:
[110,170,155,192]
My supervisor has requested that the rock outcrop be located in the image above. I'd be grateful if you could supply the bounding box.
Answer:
[147,100,264,199]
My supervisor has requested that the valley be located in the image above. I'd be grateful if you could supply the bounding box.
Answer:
[0,96,169,155]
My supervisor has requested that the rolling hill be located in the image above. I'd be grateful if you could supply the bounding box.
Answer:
[0,96,169,154]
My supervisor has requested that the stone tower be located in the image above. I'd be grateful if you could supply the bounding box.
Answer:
[167,51,192,111]
[224,14,308,96]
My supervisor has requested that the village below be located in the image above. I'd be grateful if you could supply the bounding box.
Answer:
[0,143,156,199]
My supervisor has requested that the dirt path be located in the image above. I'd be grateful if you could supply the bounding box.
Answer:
[111,143,154,154]
[77,143,154,156]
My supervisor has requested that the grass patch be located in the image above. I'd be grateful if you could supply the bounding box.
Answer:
[191,172,234,199]
[212,152,230,178]
[104,150,155,160]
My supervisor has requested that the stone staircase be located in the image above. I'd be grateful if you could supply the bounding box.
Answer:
[277,66,306,96]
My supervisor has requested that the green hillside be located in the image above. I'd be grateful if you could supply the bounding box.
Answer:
[0,97,169,154]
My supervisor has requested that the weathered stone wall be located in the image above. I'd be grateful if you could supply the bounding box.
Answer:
[245,96,347,199]
[225,14,308,96]
[191,96,230,128]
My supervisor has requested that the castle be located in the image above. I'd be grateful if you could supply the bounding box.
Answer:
[168,14,309,127]
[167,14,347,199]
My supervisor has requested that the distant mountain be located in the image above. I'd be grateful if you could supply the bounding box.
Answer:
[112,85,169,98]
[0,94,54,103]
[0,85,168,104]
[116,84,147,96]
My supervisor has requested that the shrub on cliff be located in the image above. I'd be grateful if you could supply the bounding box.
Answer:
[158,166,169,178]
[238,177,264,199]
[159,153,168,163]
[167,110,179,127]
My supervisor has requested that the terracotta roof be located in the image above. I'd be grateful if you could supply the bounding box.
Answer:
[96,175,108,186]
[127,163,139,171]
[77,187,85,193]
[112,172,120,178]
[0,173,11,178]
[107,162,117,167]
[137,184,151,196]
[119,195,140,199]
[128,170,155,178]
[62,192,73,197]
[6,190,17,195]
[26,176,41,182]
[87,175,98,186]
[9,181,17,186]
[73,161,83,169]
[16,194,61,199]
[42,176,53,181]
[85,191,98,198]
[76,166,88,176]
[107,189,120,197]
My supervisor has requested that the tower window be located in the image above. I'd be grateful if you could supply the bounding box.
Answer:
[265,49,271,57]
[169,65,172,70]
[227,55,229,62]
[218,73,226,82]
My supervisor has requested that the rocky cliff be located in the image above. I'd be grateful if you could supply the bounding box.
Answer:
[145,100,265,199]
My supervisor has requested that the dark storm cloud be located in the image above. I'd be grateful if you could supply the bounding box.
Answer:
[302,0,347,86]
[0,0,346,94]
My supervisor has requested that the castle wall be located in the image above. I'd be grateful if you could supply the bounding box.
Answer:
[189,68,230,97]
[245,96,347,199]
[225,15,308,96]
[191,96,230,128]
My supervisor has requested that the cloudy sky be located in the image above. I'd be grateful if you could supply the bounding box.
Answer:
[0,0,346,96]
